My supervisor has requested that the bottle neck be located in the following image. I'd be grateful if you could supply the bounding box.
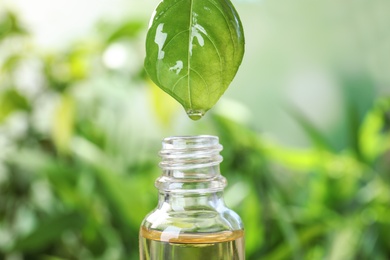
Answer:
[155,135,227,195]
[157,191,226,211]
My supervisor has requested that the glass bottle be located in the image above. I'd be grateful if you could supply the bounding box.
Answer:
[139,135,245,260]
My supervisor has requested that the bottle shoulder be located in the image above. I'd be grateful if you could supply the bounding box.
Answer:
[141,205,243,234]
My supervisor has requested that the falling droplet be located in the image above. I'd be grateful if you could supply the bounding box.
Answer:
[186,109,205,120]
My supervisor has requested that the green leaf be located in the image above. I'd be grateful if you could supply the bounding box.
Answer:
[0,89,30,123]
[359,98,390,163]
[95,167,153,231]
[52,94,75,154]
[145,0,245,120]
[0,11,27,41]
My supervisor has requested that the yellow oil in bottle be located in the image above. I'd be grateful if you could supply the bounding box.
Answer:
[140,227,245,260]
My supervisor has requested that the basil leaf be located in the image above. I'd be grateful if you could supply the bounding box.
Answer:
[145,0,245,120]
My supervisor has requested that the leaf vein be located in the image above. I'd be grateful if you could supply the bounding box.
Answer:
[206,0,237,60]
[154,0,186,22]
[171,74,188,93]
[162,29,190,51]
[189,68,210,105]
[201,32,223,79]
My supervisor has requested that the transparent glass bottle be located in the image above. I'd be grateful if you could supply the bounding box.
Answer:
[139,135,245,260]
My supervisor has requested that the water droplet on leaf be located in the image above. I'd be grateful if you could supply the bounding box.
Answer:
[186,109,205,120]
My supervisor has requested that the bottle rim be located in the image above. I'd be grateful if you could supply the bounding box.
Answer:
[161,135,222,149]
[159,135,223,170]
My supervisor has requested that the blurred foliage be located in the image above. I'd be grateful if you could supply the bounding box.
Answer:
[1,7,390,260]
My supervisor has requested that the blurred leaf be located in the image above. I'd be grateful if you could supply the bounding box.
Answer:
[265,146,319,171]
[263,224,326,260]
[212,114,263,154]
[95,168,152,228]
[148,80,180,127]
[43,44,96,91]
[345,98,364,161]
[327,221,360,260]
[144,0,245,119]
[0,88,29,122]
[287,105,334,150]
[1,54,23,73]
[0,11,26,41]
[340,75,375,158]
[52,94,75,153]
[92,166,156,256]
[41,257,68,260]
[11,212,84,253]
[104,20,144,43]
[269,189,302,260]
[240,192,263,256]
[43,54,72,91]
[69,52,89,79]
[359,98,390,163]
[358,224,379,258]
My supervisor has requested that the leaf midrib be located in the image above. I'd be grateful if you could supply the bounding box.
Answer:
[187,0,194,110]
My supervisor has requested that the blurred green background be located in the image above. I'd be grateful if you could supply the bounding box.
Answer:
[1,0,390,259]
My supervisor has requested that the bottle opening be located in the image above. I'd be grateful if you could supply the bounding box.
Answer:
[162,135,221,150]
[159,135,223,170]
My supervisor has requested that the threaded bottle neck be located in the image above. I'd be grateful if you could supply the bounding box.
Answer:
[156,135,226,193]
[159,135,223,170]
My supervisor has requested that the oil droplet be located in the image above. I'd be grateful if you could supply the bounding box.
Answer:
[186,109,205,120]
